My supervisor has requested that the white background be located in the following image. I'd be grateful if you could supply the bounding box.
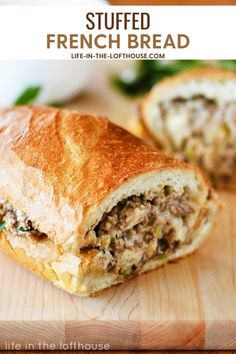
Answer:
[0,6,235,60]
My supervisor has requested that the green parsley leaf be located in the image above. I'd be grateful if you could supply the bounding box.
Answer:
[112,60,236,97]
[112,60,205,96]
[14,86,42,105]
[218,60,236,70]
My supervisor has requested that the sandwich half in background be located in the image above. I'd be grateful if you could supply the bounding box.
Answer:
[141,68,236,189]
[0,106,219,296]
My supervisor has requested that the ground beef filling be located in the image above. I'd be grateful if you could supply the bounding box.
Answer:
[0,199,47,241]
[0,189,196,278]
[161,97,236,184]
[83,187,195,276]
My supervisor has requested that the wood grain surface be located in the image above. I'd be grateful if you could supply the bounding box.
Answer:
[0,62,236,350]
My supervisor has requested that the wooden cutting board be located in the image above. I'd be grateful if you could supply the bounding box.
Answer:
[0,191,235,350]
[0,62,236,350]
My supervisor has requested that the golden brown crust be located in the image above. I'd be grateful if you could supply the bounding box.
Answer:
[0,105,220,296]
[0,105,198,244]
[0,187,218,297]
[140,67,236,190]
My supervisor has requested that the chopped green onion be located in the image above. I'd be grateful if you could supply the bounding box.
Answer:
[158,254,168,261]
[154,226,161,236]
[121,267,132,276]
[186,146,196,162]
[141,195,148,202]
[0,221,6,231]
[18,226,29,232]
[110,236,116,245]
[220,122,230,136]
[96,229,102,237]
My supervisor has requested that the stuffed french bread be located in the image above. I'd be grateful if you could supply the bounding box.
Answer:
[141,68,236,189]
[0,106,219,296]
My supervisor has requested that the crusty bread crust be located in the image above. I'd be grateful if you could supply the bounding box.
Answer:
[0,188,218,297]
[141,67,236,190]
[0,106,219,296]
[0,105,199,245]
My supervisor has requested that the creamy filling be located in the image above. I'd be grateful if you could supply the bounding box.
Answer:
[0,198,47,241]
[0,186,208,279]
[160,97,236,185]
[82,186,199,277]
